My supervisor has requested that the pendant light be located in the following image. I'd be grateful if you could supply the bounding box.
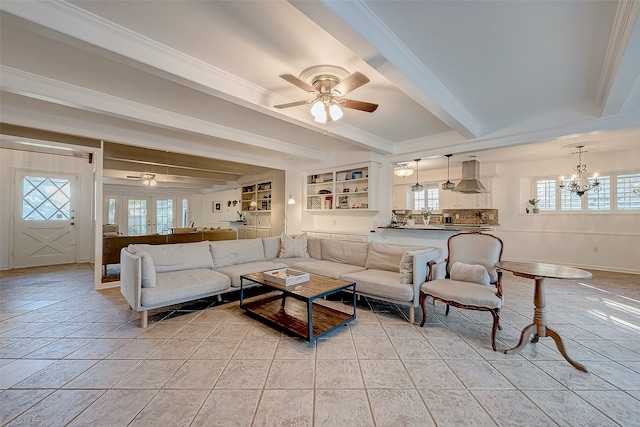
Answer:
[442,154,456,190]
[411,158,423,192]
[394,163,414,177]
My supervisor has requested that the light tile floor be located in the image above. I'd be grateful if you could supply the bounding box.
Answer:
[1,264,639,426]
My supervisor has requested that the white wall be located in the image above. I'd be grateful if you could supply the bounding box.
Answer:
[190,189,243,228]
[285,148,640,274]
[1,148,95,269]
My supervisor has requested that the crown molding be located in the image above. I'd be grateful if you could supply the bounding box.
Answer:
[595,0,640,115]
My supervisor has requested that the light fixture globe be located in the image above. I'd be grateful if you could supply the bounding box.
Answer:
[394,163,414,177]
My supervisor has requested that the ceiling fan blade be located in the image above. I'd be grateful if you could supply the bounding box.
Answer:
[332,72,369,96]
[280,74,316,93]
[126,175,140,179]
[274,100,312,109]
[341,99,379,113]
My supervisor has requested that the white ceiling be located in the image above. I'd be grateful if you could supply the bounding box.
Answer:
[1,0,639,179]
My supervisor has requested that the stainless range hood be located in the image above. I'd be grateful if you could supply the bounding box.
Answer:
[452,159,488,193]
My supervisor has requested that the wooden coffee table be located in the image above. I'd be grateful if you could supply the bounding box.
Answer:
[240,272,356,341]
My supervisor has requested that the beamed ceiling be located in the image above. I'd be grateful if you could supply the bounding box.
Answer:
[1,0,639,187]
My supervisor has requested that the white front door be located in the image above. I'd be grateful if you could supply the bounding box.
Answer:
[13,171,78,268]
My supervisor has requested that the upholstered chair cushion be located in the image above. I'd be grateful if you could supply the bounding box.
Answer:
[421,279,502,309]
[450,262,490,286]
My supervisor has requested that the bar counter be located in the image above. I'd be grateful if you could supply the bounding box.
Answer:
[378,224,496,232]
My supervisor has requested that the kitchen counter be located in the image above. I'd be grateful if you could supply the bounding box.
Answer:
[379,224,497,232]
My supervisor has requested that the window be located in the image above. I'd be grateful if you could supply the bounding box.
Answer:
[413,183,439,211]
[181,198,189,227]
[617,173,640,210]
[107,197,117,224]
[127,199,147,236]
[560,178,581,211]
[155,199,173,234]
[535,172,637,213]
[22,176,71,220]
[536,179,556,210]
[587,175,610,211]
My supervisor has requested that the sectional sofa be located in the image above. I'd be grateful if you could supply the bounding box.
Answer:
[120,235,439,327]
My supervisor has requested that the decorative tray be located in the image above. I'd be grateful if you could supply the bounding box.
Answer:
[263,268,310,286]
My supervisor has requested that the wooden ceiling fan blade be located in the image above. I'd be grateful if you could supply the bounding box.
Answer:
[274,100,312,109]
[332,72,369,96]
[280,74,316,93]
[341,99,379,113]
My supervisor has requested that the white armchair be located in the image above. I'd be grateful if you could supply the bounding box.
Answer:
[419,232,504,350]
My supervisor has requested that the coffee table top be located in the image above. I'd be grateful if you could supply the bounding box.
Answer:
[241,272,354,299]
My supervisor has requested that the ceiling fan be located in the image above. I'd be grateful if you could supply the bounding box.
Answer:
[126,173,157,186]
[274,65,378,123]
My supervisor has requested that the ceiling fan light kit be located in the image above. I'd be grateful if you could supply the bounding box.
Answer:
[275,65,378,123]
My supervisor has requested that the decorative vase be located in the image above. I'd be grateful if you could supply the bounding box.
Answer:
[407,219,415,227]
[424,216,430,225]
[533,208,539,214]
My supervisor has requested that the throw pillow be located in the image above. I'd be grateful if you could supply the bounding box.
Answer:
[128,246,156,288]
[450,262,490,286]
[279,233,310,259]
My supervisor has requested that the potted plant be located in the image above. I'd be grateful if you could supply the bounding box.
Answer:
[406,214,415,227]
[528,198,540,214]
[422,209,432,225]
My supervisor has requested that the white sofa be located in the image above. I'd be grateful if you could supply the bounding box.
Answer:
[120,235,439,327]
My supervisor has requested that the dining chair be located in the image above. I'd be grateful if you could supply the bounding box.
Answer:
[419,232,504,350]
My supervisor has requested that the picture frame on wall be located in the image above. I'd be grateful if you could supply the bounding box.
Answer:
[213,201,222,212]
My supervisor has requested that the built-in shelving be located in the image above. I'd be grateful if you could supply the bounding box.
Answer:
[305,163,376,212]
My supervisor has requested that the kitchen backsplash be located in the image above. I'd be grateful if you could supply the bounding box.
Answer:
[442,209,499,225]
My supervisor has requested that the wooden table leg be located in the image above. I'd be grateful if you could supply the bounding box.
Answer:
[504,323,536,355]
[546,326,588,372]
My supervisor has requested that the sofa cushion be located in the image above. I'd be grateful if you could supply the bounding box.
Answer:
[262,236,281,260]
[140,269,231,307]
[450,262,490,286]
[215,261,288,287]
[342,269,413,302]
[209,238,265,268]
[399,249,436,285]
[307,237,322,260]
[421,279,502,309]
[291,260,365,280]
[139,252,157,288]
[366,242,421,273]
[129,241,213,273]
[279,233,310,259]
[320,239,368,267]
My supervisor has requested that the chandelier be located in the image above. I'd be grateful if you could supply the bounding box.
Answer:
[142,173,157,186]
[411,159,423,192]
[441,154,456,190]
[558,145,599,197]
[394,162,414,177]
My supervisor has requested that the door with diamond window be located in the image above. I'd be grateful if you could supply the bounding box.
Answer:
[14,171,78,268]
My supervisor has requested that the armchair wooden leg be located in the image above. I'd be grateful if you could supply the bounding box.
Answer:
[445,304,450,316]
[419,292,427,327]
[490,308,500,351]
